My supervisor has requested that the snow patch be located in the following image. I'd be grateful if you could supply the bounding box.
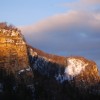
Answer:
[26,67,32,71]
[65,58,88,79]
[55,74,67,83]
[18,69,25,74]
[18,67,32,74]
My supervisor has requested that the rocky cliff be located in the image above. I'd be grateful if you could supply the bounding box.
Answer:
[0,23,100,100]
[0,24,34,100]
[0,28,29,70]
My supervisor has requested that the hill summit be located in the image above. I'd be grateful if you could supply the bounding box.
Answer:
[0,22,100,100]
[0,23,29,70]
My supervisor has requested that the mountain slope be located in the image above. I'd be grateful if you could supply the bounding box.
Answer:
[28,45,100,100]
[0,23,100,100]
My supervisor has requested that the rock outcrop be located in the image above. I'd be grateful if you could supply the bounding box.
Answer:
[0,24,34,100]
[0,23,100,100]
[0,28,29,70]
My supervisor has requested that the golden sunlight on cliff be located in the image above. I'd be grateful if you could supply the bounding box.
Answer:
[0,28,29,73]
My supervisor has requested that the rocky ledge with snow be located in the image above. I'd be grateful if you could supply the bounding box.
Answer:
[28,46,100,100]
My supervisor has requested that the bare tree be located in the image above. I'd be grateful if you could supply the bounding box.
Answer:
[0,22,18,31]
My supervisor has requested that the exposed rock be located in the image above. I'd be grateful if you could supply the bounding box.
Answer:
[0,25,34,100]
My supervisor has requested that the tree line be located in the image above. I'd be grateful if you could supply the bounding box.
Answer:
[0,22,19,31]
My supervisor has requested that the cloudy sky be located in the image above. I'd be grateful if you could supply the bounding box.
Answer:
[0,0,100,70]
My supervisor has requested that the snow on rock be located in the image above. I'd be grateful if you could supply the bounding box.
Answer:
[33,57,48,74]
[26,67,32,71]
[18,69,25,74]
[30,48,37,57]
[55,74,67,83]
[65,58,88,80]
[18,67,32,74]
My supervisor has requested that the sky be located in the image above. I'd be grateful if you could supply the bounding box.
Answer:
[0,0,100,70]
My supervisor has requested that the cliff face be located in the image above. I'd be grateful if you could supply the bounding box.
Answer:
[0,29,29,71]
[0,25,100,100]
[0,28,34,100]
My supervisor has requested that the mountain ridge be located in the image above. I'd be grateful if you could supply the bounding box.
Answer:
[0,23,100,100]
[28,45,100,100]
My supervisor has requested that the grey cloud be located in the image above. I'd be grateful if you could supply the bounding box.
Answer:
[62,0,100,11]
[19,10,100,70]
[83,0,100,4]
